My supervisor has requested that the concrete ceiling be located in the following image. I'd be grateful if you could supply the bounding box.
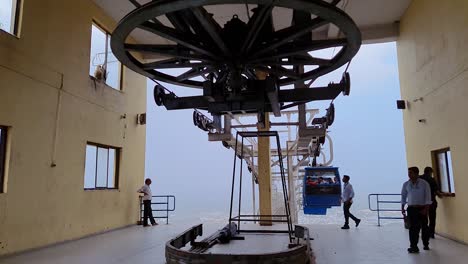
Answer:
[93,0,411,45]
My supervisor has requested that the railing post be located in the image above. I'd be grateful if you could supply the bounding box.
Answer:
[377,194,380,227]
[139,195,176,225]
[139,196,143,225]
[368,194,403,226]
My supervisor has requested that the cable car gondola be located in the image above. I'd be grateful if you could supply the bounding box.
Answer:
[303,166,342,215]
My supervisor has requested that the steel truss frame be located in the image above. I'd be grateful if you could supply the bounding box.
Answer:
[229,130,293,242]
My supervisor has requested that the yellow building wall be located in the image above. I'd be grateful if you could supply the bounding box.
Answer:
[0,0,147,255]
[397,0,468,243]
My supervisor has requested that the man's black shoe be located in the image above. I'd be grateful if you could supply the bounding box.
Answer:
[430,234,435,239]
[423,246,430,250]
[341,225,350,230]
[355,219,361,227]
[407,247,420,253]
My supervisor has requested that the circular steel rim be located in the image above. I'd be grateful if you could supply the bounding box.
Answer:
[111,0,361,89]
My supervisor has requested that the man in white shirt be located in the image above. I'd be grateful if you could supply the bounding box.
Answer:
[138,178,157,226]
[401,167,432,253]
[341,175,361,229]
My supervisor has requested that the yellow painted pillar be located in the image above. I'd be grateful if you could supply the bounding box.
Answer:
[255,69,272,225]
[257,114,272,225]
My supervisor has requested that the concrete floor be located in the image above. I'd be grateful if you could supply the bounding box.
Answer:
[310,223,468,264]
[1,222,468,264]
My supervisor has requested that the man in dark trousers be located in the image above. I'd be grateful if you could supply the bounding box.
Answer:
[341,175,361,229]
[420,167,442,238]
[138,178,158,227]
[401,167,432,253]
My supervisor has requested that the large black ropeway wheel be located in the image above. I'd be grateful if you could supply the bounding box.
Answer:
[111,0,361,90]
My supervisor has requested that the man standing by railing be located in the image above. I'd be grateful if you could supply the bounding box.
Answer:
[138,178,158,227]
[401,167,431,253]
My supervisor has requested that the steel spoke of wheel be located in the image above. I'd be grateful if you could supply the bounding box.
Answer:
[166,11,192,34]
[179,9,217,49]
[124,44,214,62]
[138,21,216,59]
[250,39,347,62]
[241,5,274,55]
[142,60,211,70]
[191,7,231,56]
[292,54,331,66]
[176,67,215,81]
[253,17,328,58]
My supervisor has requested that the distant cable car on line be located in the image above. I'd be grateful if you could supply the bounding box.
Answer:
[303,166,342,215]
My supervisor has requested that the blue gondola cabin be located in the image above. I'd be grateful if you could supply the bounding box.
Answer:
[303,166,342,215]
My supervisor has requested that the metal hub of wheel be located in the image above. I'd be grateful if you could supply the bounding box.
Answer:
[111,0,361,115]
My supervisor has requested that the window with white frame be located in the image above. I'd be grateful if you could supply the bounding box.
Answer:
[0,126,8,193]
[89,23,122,90]
[433,148,455,194]
[84,143,119,190]
[0,0,21,36]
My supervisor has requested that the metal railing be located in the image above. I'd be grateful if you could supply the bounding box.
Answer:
[368,193,403,226]
[139,195,176,225]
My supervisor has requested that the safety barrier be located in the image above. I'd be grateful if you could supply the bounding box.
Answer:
[368,193,403,226]
[139,195,176,225]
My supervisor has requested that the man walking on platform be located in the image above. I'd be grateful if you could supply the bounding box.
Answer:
[401,167,432,253]
[341,175,361,229]
[138,178,158,227]
[419,167,442,239]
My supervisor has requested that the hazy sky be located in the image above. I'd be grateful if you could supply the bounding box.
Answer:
[0,0,14,33]
[144,42,408,221]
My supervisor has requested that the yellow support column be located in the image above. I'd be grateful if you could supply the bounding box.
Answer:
[255,69,272,225]
[257,114,272,225]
